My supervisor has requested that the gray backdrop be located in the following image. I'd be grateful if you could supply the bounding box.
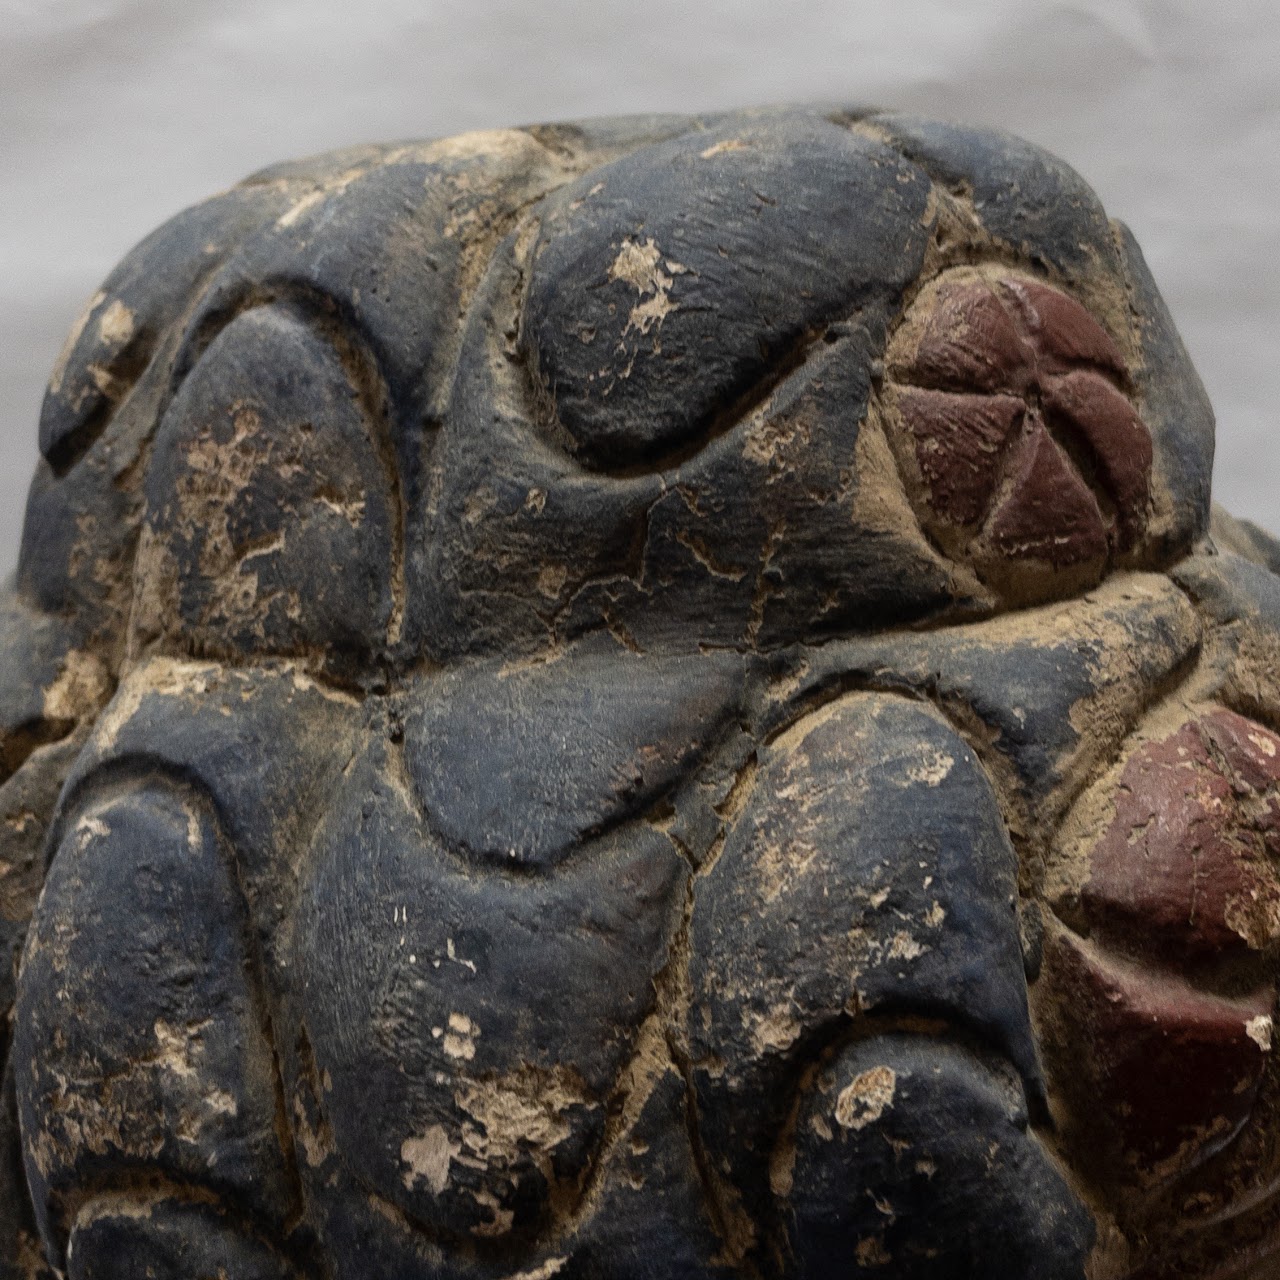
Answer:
[3,0,1276,576]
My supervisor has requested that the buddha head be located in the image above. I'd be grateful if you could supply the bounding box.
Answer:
[2,108,1279,1280]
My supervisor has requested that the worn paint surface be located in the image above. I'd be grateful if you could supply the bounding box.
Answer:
[0,107,1275,1280]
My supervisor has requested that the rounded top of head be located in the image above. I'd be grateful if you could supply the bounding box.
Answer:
[20,106,1215,676]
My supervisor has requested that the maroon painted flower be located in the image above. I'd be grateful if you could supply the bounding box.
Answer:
[884,273,1153,601]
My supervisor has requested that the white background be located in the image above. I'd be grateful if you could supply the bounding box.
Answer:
[2,0,1276,575]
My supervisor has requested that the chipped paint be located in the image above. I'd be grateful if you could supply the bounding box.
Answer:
[699,138,749,159]
[1246,1015,1274,1052]
[607,236,687,336]
[748,1004,802,1055]
[504,1259,568,1280]
[41,649,110,725]
[453,1066,588,1172]
[96,299,135,346]
[47,289,104,393]
[401,1125,460,1194]
[905,748,954,787]
[835,1066,897,1131]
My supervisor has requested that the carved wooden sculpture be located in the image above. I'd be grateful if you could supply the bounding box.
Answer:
[3,107,1280,1279]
